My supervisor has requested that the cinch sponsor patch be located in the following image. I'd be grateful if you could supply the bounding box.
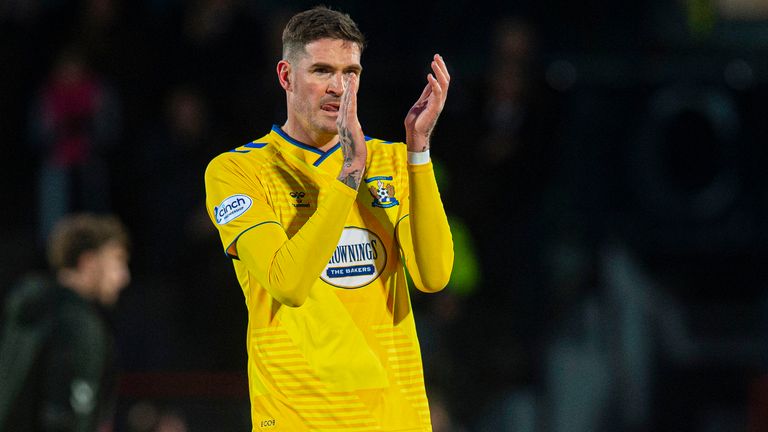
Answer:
[321,227,387,289]
[214,194,252,225]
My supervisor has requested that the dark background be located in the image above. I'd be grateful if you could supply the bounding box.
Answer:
[2,0,768,431]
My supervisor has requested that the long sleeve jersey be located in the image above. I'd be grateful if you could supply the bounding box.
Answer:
[205,125,453,432]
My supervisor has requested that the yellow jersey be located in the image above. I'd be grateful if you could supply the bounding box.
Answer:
[205,125,452,431]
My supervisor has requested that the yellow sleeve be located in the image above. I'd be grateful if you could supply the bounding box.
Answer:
[205,153,356,307]
[237,180,356,307]
[396,161,454,292]
[205,154,277,257]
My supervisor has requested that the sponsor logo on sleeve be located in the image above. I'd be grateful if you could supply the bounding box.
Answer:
[321,227,387,289]
[214,194,253,225]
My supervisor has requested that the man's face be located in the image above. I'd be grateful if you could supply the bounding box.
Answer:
[285,38,362,139]
[91,241,130,306]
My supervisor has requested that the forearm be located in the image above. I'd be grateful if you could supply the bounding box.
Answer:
[403,160,453,292]
[237,180,356,306]
[336,72,366,190]
[337,158,365,190]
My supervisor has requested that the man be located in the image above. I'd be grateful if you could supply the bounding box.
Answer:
[205,6,453,431]
[0,213,131,431]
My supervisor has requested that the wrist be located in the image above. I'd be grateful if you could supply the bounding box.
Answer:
[406,133,430,153]
[408,149,431,165]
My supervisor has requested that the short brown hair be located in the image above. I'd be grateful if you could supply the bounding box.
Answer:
[47,213,130,270]
[282,6,366,61]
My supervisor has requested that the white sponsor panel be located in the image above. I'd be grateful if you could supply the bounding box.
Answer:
[321,227,387,289]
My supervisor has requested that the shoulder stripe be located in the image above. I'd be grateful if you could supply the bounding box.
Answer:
[229,141,267,153]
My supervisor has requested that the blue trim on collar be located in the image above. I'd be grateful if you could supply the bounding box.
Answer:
[364,135,394,144]
[272,125,341,166]
[272,125,323,155]
[313,143,341,166]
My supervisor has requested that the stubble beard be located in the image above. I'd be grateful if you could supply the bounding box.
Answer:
[311,109,339,137]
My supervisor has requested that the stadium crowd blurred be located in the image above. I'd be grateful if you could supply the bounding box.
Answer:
[2,0,768,431]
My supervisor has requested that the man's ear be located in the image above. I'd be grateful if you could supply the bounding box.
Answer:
[277,60,291,91]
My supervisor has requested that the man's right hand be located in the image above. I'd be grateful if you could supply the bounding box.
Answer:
[336,72,366,190]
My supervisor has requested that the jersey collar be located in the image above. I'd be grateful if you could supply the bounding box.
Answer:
[270,125,341,167]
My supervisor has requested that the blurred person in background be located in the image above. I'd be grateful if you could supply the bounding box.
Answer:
[205,6,453,431]
[467,14,562,402]
[0,213,131,431]
[134,84,213,276]
[28,45,122,247]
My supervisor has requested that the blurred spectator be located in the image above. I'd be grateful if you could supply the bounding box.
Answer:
[133,84,212,275]
[173,0,266,142]
[125,83,243,371]
[463,15,562,411]
[0,213,131,431]
[471,15,560,298]
[29,45,122,246]
[74,0,132,80]
[480,17,537,163]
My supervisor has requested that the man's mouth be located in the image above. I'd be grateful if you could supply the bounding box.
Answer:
[321,103,340,112]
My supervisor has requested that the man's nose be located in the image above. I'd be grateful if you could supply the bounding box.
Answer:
[327,72,344,95]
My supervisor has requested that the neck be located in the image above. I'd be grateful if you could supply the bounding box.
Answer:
[57,269,95,301]
[281,119,338,152]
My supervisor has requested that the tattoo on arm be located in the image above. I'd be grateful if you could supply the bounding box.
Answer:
[340,170,361,188]
[339,126,354,157]
[337,124,361,189]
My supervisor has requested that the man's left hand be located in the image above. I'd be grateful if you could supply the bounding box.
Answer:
[404,54,450,152]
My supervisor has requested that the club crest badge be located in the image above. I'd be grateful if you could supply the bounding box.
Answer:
[366,176,399,208]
